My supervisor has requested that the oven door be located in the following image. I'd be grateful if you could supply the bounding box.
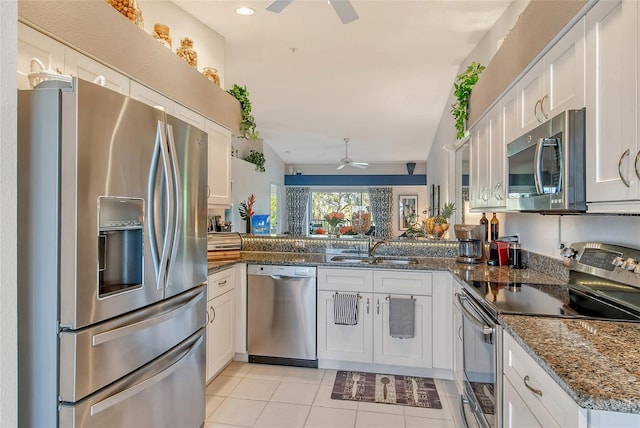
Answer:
[457,291,500,428]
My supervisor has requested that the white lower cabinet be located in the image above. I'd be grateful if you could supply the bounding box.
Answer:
[452,280,464,392]
[206,267,236,382]
[317,268,450,371]
[317,289,373,363]
[373,294,432,367]
[503,332,586,428]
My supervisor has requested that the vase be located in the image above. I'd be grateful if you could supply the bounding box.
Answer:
[246,217,252,234]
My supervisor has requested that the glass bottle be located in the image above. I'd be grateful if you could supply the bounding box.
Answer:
[153,23,172,50]
[176,37,198,68]
[202,67,220,87]
[479,213,489,241]
[490,213,499,241]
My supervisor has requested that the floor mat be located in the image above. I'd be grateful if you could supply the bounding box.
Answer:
[331,370,442,409]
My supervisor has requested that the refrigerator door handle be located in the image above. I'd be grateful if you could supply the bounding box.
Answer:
[159,120,175,288]
[165,124,181,278]
[147,121,163,280]
[91,289,204,346]
[89,334,204,416]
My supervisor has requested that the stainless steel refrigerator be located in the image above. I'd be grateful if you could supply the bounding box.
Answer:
[17,77,208,427]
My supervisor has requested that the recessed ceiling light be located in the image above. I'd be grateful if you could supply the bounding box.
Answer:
[236,6,255,16]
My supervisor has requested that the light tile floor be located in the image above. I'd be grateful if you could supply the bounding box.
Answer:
[205,362,465,428]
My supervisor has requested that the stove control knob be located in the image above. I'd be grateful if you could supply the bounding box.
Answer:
[560,247,577,259]
[623,258,638,271]
[612,256,626,267]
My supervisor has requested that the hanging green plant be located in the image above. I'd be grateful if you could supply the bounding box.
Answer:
[244,150,266,172]
[451,62,485,140]
[227,84,260,140]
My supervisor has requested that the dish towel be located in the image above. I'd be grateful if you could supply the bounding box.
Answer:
[334,292,358,325]
[389,297,415,339]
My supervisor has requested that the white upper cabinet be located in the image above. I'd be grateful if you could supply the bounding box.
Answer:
[469,102,505,210]
[517,17,586,134]
[64,49,130,95]
[130,80,174,113]
[586,0,640,210]
[17,23,65,90]
[205,119,232,206]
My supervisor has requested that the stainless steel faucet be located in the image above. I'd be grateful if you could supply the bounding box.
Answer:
[368,239,387,257]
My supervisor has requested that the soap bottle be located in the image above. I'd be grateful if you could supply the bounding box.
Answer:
[490,213,499,241]
[479,213,488,241]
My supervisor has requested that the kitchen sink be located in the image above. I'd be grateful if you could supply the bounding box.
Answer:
[330,256,419,265]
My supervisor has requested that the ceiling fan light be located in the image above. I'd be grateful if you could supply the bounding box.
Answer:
[236,6,255,16]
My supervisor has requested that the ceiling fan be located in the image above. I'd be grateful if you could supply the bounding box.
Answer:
[337,138,368,170]
[266,0,359,24]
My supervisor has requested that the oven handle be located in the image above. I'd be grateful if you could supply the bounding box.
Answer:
[459,395,472,428]
[456,293,494,341]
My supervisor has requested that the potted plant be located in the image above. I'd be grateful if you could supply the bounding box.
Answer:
[227,84,260,140]
[244,150,266,172]
[451,62,485,139]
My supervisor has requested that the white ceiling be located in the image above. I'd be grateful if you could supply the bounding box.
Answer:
[174,0,512,166]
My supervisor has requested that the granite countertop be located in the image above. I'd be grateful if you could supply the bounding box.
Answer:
[206,251,640,414]
[502,315,640,414]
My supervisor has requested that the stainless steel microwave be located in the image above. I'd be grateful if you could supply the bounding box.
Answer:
[506,108,586,212]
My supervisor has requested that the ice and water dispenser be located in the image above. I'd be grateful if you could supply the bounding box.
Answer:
[98,197,144,297]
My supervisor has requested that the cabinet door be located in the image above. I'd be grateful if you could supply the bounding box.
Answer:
[373,294,432,368]
[517,61,546,133]
[17,23,65,90]
[206,290,235,382]
[173,103,205,130]
[205,119,232,206]
[586,0,639,203]
[452,298,464,392]
[487,104,505,208]
[501,86,519,145]
[64,48,130,95]
[469,117,489,209]
[431,273,452,370]
[130,80,174,114]
[234,263,247,354]
[317,290,373,363]
[503,377,545,428]
[544,17,586,117]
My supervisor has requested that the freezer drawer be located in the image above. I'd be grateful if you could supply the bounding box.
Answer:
[59,285,205,402]
[59,328,205,428]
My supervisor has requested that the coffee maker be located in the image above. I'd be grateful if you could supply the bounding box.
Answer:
[454,224,485,264]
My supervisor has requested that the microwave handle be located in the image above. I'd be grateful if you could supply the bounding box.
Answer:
[534,138,545,194]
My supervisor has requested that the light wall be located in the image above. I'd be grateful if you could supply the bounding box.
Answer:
[228,141,286,233]
[1,1,18,425]
[138,0,226,87]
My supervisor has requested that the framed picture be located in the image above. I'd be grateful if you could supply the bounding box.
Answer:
[398,195,418,230]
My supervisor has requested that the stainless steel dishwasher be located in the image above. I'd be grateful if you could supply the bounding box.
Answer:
[247,264,317,368]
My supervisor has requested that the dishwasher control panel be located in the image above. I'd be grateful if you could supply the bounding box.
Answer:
[247,264,316,278]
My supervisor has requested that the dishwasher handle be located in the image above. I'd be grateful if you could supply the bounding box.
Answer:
[269,275,293,280]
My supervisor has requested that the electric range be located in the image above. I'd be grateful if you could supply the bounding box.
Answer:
[463,242,640,322]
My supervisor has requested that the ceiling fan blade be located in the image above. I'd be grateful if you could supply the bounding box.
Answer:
[337,164,346,170]
[329,0,359,24]
[351,163,368,169]
[266,0,293,13]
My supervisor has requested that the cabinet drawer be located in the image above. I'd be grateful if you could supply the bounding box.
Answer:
[207,268,235,300]
[503,333,582,427]
[318,268,373,292]
[373,270,432,295]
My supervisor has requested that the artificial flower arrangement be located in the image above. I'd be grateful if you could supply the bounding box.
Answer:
[324,211,345,227]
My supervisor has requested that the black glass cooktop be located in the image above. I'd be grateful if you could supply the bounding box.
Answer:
[465,279,640,322]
